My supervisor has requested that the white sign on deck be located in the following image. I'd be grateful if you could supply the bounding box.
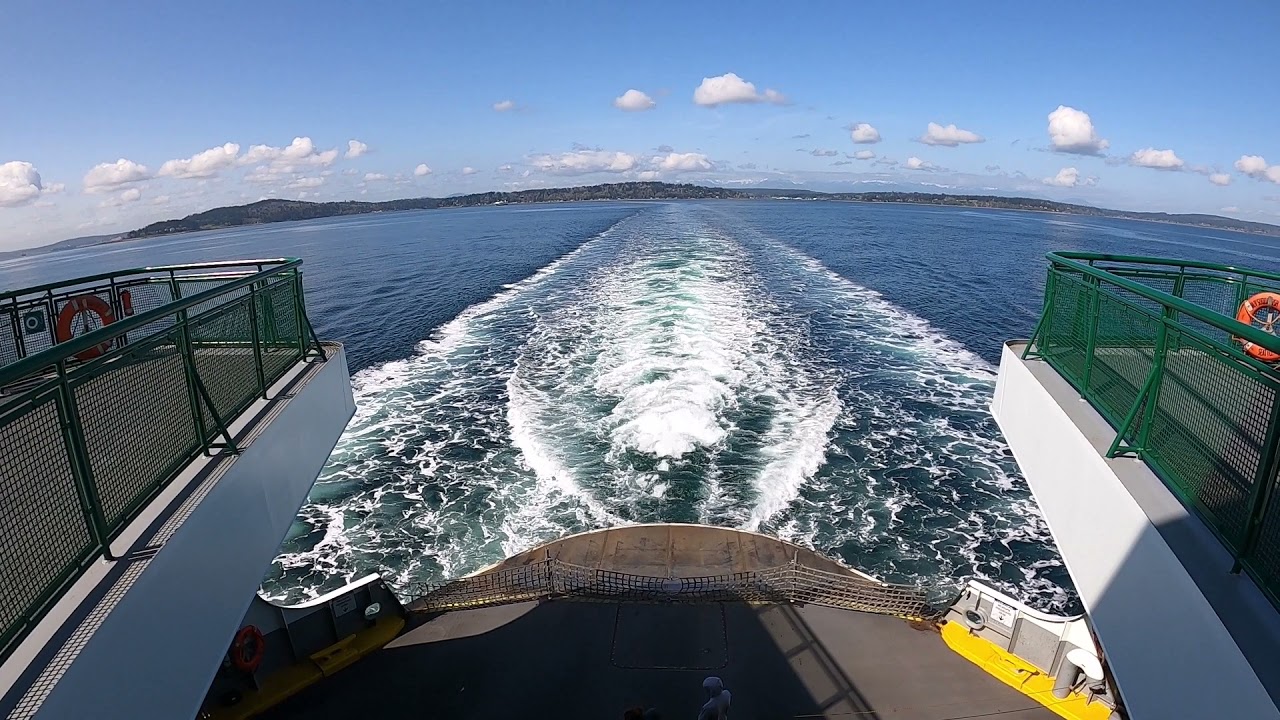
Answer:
[989,600,1016,627]
[332,595,358,617]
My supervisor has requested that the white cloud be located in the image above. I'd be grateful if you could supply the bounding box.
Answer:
[244,166,277,184]
[151,194,171,205]
[282,137,337,165]
[1209,173,1231,186]
[853,150,875,160]
[850,123,881,144]
[83,158,150,192]
[346,140,369,159]
[461,166,477,175]
[414,163,432,177]
[498,164,513,173]
[158,142,240,179]
[1129,147,1184,170]
[1048,106,1109,155]
[286,176,325,189]
[637,170,661,181]
[614,89,655,111]
[692,72,785,107]
[1235,155,1268,177]
[919,122,983,146]
[1235,155,1280,184]
[240,145,278,166]
[1043,167,1082,187]
[653,152,713,172]
[100,187,143,207]
[905,156,933,170]
[810,149,838,157]
[238,137,338,172]
[363,172,388,181]
[529,150,638,175]
[493,100,516,112]
[0,161,46,207]
[1222,206,1240,213]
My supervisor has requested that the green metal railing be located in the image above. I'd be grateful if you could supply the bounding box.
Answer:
[1025,252,1280,609]
[0,259,326,663]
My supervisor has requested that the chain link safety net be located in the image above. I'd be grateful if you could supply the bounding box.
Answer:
[0,261,315,663]
[1032,254,1280,609]
[400,559,936,619]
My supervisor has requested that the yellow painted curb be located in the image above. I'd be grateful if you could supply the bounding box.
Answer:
[206,615,406,720]
[939,620,1113,720]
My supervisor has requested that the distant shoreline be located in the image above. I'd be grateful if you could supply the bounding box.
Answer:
[122,183,1278,240]
[5,182,1276,260]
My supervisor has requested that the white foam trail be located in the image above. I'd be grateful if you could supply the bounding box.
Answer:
[263,218,636,602]
[745,387,842,529]
[504,210,844,529]
[267,203,1071,612]
[588,235,757,460]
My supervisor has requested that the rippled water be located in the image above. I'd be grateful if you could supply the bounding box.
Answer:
[6,200,1276,613]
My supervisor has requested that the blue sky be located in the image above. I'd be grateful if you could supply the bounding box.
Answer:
[2,0,1278,249]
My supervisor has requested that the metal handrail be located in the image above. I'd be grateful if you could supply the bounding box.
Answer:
[1051,250,1280,284]
[1046,252,1280,354]
[1026,252,1280,610]
[0,258,297,302]
[0,259,323,664]
[0,259,301,387]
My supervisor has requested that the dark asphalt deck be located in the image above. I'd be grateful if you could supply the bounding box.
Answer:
[263,600,1055,720]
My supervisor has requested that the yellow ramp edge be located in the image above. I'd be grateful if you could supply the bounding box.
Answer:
[940,620,1113,720]
[206,615,406,720]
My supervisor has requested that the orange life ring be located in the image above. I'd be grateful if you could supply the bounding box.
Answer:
[230,625,266,673]
[55,294,116,361]
[1236,292,1280,363]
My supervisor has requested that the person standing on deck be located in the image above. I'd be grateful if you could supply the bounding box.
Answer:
[698,676,731,720]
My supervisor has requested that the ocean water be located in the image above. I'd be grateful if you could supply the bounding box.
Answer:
[5,200,1276,613]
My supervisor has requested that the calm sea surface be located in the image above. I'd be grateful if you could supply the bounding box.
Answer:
[6,201,1276,611]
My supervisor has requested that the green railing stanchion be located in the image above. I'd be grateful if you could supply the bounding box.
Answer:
[248,283,268,399]
[54,361,115,561]
[1080,277,1101,391]
[1105,321,1167,458]
[1029,251,1280,609]
[0,258,321,666]
[10,295,27,359]
[1022,268,1054,360]
[1236,401,1280,574]
[177,311,239,456]
[293,270,327,361]
[176,316,209,449]
[293,271,308,359]
[1133,319,1170,455]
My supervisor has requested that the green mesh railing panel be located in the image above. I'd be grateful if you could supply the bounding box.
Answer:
[1143,328,1274,548]
[1253,470,1280,597]
[1037,271,1091,381]
[1029,253,1280,610]
[72,333,202,528]
[0,260,322,663]
[259,278,304,382]
[1086,289,1159,436]
[190,298,262,439]
[0,388,97,655]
